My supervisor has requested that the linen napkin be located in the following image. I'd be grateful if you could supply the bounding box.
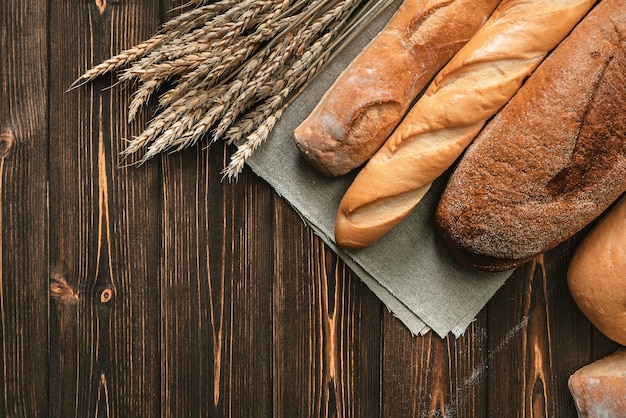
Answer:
[246,0,513,337]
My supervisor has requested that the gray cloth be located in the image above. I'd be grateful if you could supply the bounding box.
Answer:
[247,0,512,337]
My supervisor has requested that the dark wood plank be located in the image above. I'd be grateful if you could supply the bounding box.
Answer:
[48,1,163,416]
[381,309,488,417]
[128,1,384,414]
[222,170,275,416]
[0,1,49,416]
[271,196,382,417]
[486,258,560,418]
[158,144,274,417]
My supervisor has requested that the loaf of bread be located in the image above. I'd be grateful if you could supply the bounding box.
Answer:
[567,195,626,346]
[334,0,596,249]
[568,350,626,418]
[293,0,500,177]
[435,0,626,271]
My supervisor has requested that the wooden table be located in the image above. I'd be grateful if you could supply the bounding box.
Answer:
[1,1,621,416]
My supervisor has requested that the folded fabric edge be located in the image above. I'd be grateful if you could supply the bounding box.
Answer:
[339,237,512,338]
[450,270,514,338]
[246,151,511,337]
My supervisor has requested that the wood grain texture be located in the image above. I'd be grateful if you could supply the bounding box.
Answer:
[0,1,49,416]
[48,1,163,417]
[2,1,622,417]
[382,310,488,418]
[272,196,382,417]
[159,145,274,417]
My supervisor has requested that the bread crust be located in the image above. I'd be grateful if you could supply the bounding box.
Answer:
[293,0,500,177]
[567,196,626,346]
[568,350,626,417]
[435,0,626,271]
[335,0,597,249]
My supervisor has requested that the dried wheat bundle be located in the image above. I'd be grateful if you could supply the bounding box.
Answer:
[72,0,394,179]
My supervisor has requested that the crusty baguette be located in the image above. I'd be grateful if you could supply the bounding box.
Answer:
[435,0,626,271]
[334,0,597,249]
[567,195,626,346]
[293,0,500,177]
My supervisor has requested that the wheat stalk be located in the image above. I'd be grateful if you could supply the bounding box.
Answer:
[73,0,395,178]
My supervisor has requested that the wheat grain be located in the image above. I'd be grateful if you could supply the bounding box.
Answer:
[223,112,282,181]
[75,0,395,179]
[68,34,168,90]
[212,0,355,143]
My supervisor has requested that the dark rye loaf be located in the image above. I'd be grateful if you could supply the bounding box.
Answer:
[434,0,626,272]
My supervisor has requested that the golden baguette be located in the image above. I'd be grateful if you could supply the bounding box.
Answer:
[334,0,597,249]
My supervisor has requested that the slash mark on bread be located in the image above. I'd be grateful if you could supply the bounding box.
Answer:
[547,56,613,197]
[407,0,455,45]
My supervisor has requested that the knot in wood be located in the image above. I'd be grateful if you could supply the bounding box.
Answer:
[100,288,113,303]
[50,274,79,304]
[0,131,14,159]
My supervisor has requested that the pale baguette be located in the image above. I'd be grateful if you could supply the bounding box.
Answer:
[294,0,500,177]
[334,0,597,249]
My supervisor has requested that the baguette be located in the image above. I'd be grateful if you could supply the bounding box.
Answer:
[334,0,597,249]
[293,0,500,177]
[567,195,626,346]
[435,0,626,271]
